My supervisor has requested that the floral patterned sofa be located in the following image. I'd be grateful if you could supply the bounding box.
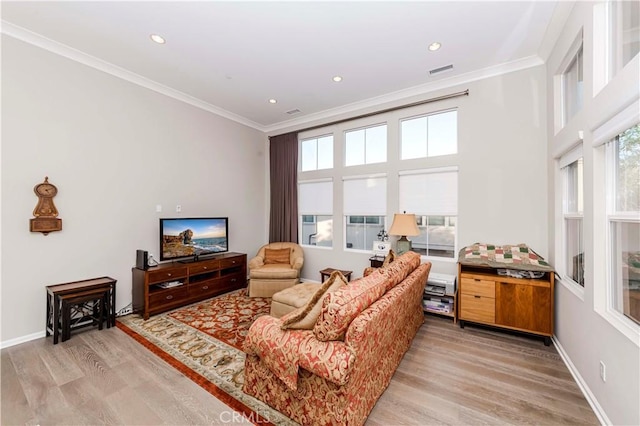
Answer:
[243,251,431,425]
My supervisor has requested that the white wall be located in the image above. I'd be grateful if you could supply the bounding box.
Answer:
[546,2,640,425]
[285,65,548,283]
[1,35,268,345]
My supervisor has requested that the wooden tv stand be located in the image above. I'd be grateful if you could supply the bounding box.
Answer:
[132,252,246,320]
[458,263,554,345]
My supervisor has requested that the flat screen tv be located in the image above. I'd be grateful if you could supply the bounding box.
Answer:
[159,217,229,262]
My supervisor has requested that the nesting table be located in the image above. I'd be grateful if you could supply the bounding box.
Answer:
[46,276,117,344]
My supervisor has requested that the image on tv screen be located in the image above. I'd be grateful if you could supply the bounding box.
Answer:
[161,217,228,260]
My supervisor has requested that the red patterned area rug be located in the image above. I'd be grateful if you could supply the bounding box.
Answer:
[116,289,297,426]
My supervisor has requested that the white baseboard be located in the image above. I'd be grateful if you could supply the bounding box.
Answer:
[1,331,45,349]
[552,335,610,425]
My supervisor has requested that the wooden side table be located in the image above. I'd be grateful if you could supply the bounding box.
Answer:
[320,268,353,282]
[369,255,385,268]
[46,276,116,344]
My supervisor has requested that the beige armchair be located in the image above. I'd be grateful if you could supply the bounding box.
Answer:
[248,242,304,297]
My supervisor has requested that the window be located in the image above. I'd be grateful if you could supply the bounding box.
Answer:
[299,180,333,247]
[607,124,640,325]
[398,168,458,258]
[301,135,333,171]
[401,110,457,159]
[563,45,583,124]
[345,216,386,250]
[344,124,387,166]
[560,145,584,287]
[612,0,640,72]
[343,175,387,250]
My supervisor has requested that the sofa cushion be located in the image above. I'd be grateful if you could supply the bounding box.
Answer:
[249,263,299,279]
[313,272,388,342]
[281,271,347,330]
[264,248,291,264]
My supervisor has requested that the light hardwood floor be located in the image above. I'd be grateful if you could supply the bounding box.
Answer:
[1,315,599,425]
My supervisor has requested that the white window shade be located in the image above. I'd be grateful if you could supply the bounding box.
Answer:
[399,168,458,216]
[343,176,387,215]
[299,180,332,215]
[559,144,583,169]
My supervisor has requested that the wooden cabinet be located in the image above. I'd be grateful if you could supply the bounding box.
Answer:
[458,263,554,345]
[132,252,246,320]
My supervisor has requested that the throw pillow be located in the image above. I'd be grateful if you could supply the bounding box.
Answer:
[281,271,347,330]
[263,248,291,264]
[382,249,396,267]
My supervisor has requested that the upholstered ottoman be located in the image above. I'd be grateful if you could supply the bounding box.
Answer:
[270,283,321,318]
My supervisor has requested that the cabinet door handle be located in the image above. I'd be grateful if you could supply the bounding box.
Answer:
[167,273,172,277]
[166,295,173,300]
[230,278,236,282]
[202,286,208,290]
[203,266,208,270]
[474,295,481,298]
[474,279,480,282]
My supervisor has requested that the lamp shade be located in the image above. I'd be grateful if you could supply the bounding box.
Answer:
[388,213,420,237]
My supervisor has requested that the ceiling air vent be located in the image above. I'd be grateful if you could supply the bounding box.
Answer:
[286,109,301,115]
[429,64,454,75]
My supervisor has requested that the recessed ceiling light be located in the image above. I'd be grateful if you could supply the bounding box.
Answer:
[428,42,441,51]
[150,34,166,44]
[269,99,277,104]
[332,76,343,82]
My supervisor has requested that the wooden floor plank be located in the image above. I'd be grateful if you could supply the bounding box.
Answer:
[1,315,599,425]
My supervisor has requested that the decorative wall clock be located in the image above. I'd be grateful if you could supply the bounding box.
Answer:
[30,177,62,235]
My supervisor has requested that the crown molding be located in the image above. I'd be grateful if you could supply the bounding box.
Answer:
[264,55,545,134]
[2,20,545,136]
[1,21,265,131]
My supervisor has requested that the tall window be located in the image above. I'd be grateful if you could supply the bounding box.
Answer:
[560,145,584,286]
[401,110,457,159]
[299,180,333,247]
[343,175,387,250]
[563,44,584,124]
[612,0,640,72]
[301,135,333,171]
[344,124,387,166]
[607,124,640,325]
[398,168,458,258]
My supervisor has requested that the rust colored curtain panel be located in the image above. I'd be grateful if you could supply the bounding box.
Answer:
[269,132,298,243]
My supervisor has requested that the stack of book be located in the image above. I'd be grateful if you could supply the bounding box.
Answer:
[423,297,453,313]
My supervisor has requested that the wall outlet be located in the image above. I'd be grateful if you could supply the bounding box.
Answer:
[599,361,606,382]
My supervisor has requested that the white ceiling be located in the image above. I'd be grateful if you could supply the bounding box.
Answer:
[1,1,566,132]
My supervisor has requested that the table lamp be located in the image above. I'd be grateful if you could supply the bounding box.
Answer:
[388,213,420,255]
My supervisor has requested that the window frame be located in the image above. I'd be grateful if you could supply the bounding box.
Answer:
[605,127,640,327]
[344,215,387,252]
[343,174,387,252]
[559,145,585,293]
[400,108,458,160]
[553,29,584,132]
[300,134,333,172]
[398,167,458,261]
[562,44,584,126]
[344,123,388,167]
[592,102,640,346]
[298,179,334,249]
